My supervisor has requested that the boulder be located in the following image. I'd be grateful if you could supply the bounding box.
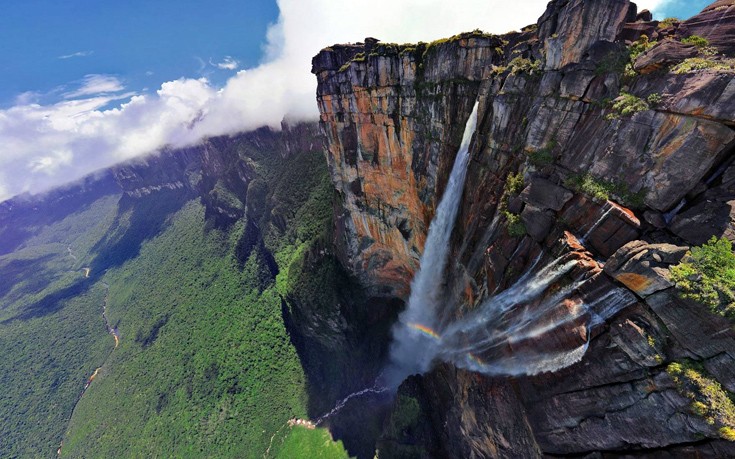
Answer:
[558,196,640,258]
[520,177,574,211]
[633,39,699,74]
[521,204,555,242]
[678,0,735,56]
[538,0,636,69]
[646,290,735,359]
[670,199,735,245]
[619,21,657,43]
[604,241,688,297]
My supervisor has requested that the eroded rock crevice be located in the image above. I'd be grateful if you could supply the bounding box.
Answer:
[313,0,735,457]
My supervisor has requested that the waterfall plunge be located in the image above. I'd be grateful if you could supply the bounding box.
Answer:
[316,101,633,424]
[382,101,479,389]
[378,101,631,390]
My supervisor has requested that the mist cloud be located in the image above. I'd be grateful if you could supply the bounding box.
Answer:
[0,0,671,201]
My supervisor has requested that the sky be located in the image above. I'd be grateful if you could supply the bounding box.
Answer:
[0,0,711,201]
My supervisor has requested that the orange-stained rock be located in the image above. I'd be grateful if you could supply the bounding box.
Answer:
[604,241,688,298]
[614,272,654,294]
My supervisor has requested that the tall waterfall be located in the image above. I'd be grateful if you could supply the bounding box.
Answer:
[382,101,479,389]
[317,101,634,422]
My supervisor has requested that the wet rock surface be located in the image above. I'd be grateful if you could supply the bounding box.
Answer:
[313,0,735,457]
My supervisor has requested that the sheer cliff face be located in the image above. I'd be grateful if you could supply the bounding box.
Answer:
[314,0,735,456]
[313,36,494,297]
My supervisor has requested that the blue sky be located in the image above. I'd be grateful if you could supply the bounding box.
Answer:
[0,0,279,106]
[653,0,710,20]
[0,0,715,200]
[0,0,707,108]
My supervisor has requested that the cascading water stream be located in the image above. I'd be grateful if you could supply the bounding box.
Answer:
[313,99,637,425]
[382,101,479,389]
[578,204,612,246]
[314,386,390,426]
[309,102,480,425]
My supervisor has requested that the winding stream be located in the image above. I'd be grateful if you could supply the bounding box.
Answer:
[58,249,119,457]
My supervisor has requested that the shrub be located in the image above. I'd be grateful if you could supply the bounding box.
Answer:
[672,57,735,74]
[505,172,525,195]
[564,173,646,208]
[500,171,526,237]
[682,35,710,49]
[606,92,649,119]
[527,141,557,167]
[565,173,610,201]
[629,35,657,60]
[595,49,629,76]
[667,360,735,440]
[721,427,735,441]
[507,57,542,75]
[621,35,658,78]
[503,210,527,237]
[337,52,366,72]
[646,93,663,106]
[669,236,735,320]
[658,18,679,29]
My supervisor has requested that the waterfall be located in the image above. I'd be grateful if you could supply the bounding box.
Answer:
[314,385,389,426]
[578,204,612,246]
[382,101,479,389]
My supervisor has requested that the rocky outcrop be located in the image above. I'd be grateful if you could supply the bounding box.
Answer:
[313,34,497,297]
[633,39,699,74]
[378,365,542,459]
[678,0,735,56]
[314,0,735,456]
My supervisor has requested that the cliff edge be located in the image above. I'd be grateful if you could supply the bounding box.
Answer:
[313,0,735,457]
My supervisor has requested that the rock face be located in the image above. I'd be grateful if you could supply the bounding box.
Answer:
[313,0,735,457]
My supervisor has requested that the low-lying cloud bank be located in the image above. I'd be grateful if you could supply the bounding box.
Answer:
[0,0,671,201]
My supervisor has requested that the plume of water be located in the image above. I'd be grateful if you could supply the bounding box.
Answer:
[314,386,390,426]
[578,204,612,246]
[382,101,479,389]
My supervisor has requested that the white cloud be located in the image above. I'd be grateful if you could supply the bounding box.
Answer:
[63,74,126,99]
[13,91,41,105]
[58,50,94,59]
[0,0,677,201]
[213,56,240,70]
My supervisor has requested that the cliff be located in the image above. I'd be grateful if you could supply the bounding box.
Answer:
[313,0,735,456]
[106,123,394,456]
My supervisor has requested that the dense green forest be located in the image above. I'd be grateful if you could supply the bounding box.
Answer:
[0,138,351,458]
[0,195,120,457]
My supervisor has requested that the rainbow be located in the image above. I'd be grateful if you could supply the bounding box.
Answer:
[408,323,441,340]
[467,353,486,366]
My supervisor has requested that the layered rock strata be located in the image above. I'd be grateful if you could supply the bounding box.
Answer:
[314,0,735,456]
